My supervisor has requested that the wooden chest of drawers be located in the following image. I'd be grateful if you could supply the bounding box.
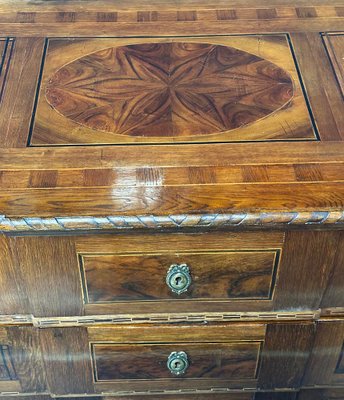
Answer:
[0,0,343,398]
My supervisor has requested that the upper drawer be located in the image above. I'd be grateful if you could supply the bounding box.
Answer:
[0,230,341,321]
[81,250,278,302]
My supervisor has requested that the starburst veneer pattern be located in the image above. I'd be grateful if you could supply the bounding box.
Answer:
[30,35,316,145]
[45,42,293,137]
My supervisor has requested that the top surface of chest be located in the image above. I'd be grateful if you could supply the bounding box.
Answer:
[0,0,343,229]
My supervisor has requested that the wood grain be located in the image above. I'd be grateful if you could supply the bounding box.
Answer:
[43,41,293,138]
[7,326,47,392]
[273,231,340,310]
[258,322,315,389]
[290,33,344,140]
[32,35,314,145]
[303,320,344,386]
[93,342,260,380]
[0,235,84,317]
[87,323,266,343]
[0,345,17,381]
[321,231,344,308]
[0,142,342,169]
[1,163,344,189]
[0,37,45,147]
[0,38,13,103]
[1,0,344,12]
[81,251,278,302]
[1,182,344,218]
[39,327,95,395]
[323,33,344,97]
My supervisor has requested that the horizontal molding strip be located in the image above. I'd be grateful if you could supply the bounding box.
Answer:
[0,211,344,233]
[0,310,320,327]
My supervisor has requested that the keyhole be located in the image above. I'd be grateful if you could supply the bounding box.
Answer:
[175,276,182,287]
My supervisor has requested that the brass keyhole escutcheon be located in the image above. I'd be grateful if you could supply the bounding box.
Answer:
[167,351,189,375]
[166,264,191,295]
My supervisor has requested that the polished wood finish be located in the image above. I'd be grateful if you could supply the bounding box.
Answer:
[31,35,314,145]
[303,320,344,386]
[0,38,13,103]
[290,32,344,140]
[93,342,260,381]
[38,322,314,395]
[0,38,45,148]
[0,235,83,317]
[321,231,344,309]
[81,250,278,302]
[323,33,344,97]
[0,327,46,394]
[0,1,343,398]
[39,327,95,395]
[1,230,341,319]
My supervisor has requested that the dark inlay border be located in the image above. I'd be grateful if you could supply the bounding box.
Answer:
[0,38,14,104]
[335,342,344,374]
[0,345,17,381]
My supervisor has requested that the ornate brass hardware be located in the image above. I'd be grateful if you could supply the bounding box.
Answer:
[166,264,191,295]
[167,351,189,375]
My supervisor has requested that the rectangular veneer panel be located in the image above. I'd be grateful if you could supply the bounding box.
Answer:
[80,250,279,303]
[29,34,316,146]
[0,38,13,102]
[92,342,261,381]
[323,33,344,97]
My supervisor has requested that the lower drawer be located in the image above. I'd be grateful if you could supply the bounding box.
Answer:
[93,341,260,381]
[37,322,315,396]
[0,322,322,397]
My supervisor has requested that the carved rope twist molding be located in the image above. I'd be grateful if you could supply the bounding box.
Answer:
[0,211,343,232]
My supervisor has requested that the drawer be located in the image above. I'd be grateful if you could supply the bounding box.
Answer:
[0,230,341,320]
[81,250,279,302]
[93,341,261,381]
[39,322,315,395]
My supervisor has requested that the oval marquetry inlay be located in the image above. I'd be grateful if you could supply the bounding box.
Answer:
[46,42,294,137]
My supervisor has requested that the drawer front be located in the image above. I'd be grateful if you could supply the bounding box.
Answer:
[0,230,341,319]
[93,342,260,381]
[81,250,278,302]
[38,322,315,395]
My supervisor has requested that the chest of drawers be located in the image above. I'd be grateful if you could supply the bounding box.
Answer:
[0,0,343,399]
